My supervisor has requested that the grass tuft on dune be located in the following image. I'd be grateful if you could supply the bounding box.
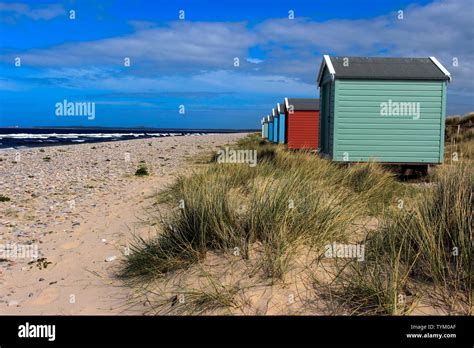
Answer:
[326,162,472,315]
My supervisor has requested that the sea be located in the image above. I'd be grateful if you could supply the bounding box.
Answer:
[0,127,255,150]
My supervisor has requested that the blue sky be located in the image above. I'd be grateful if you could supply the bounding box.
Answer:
[0,0,472,129]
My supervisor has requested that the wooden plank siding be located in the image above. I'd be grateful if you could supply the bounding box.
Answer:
[329,82,335,156]
[278,114,286,144]
[263,123,268,139]
[273,116,279,143]
[332,80,445,163]
[440,81,447,162]
[287,111,319,150]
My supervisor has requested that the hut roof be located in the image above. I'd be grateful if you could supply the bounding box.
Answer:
[285,98,320,111]
[317,55,451,86]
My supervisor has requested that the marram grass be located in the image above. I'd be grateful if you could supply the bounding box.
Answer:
[119,133,473,315]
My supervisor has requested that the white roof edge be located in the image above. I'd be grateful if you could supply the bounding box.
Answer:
[272,108,276,116]
[317,55,336,86]
[284,97,289,110]
[277,103,281,114]
[429,56,451,81]
[324,55,336,75]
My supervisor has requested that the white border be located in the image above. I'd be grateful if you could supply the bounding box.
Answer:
[317,55,336,86]
[429,56,451,81]
[324,54,336,76]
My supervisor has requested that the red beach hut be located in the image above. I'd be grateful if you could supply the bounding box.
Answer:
[284,98,320,150]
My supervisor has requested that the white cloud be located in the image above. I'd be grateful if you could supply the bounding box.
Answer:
[246,57,264,64]
[7,21,257,70]
[30,67,313,96]
[0,2,64,21]
[255,0,473,84]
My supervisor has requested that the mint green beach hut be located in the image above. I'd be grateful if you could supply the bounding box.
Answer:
[263,117,269,139]
[317,55,450,166]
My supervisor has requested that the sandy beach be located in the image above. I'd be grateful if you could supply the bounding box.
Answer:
[0,133,247,314]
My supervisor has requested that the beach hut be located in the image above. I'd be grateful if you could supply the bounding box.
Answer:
[263,117,269,139]
[284,98,320,150]
[277,102,286,144]
[268,115,274,142]
[272,108,279,143]
[261,118,265,138]
[317,55,450,165]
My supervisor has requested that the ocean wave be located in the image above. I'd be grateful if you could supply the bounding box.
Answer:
[0,131,208,149]
[0,133,148,139]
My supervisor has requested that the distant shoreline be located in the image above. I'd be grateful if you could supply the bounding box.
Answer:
[0,127,259,134]
[0,128,256,150]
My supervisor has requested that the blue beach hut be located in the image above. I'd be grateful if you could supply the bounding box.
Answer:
[268,115,274,142]
[272,108,279,143]
[277,102,286,144]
